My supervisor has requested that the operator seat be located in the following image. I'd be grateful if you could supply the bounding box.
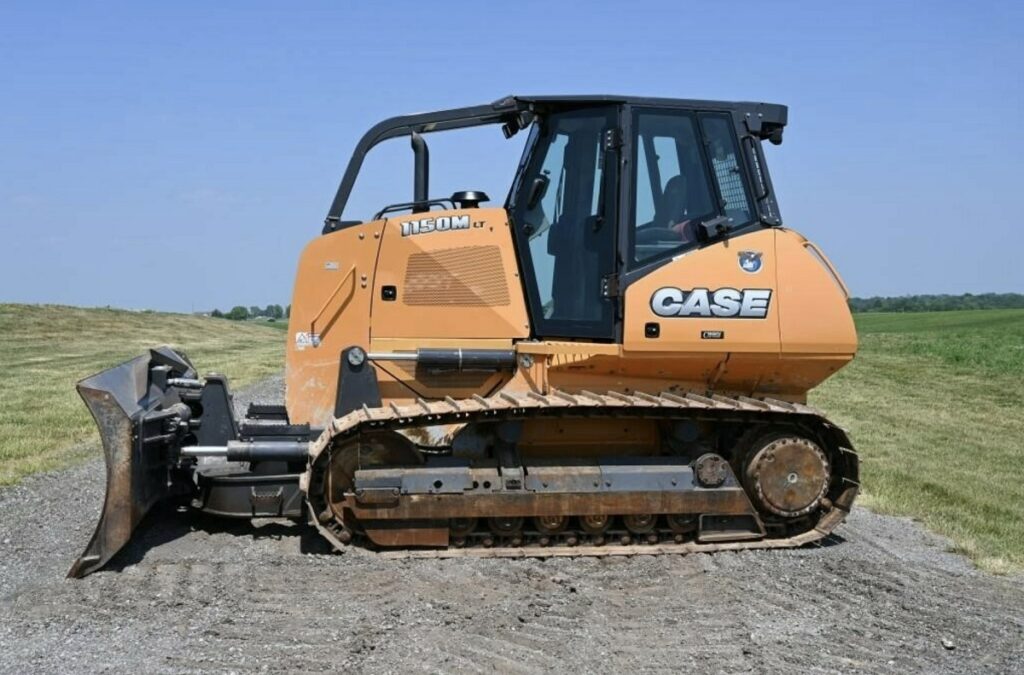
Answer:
[647,174,697,244]
[653,175,688,229]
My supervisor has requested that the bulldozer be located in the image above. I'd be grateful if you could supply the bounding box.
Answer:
[69,95,859,578]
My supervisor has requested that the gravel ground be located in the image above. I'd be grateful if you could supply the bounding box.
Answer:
[1,375,1022,674]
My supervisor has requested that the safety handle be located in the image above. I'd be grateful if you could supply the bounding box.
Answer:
[803,241,850,299]
[310,264,356,337]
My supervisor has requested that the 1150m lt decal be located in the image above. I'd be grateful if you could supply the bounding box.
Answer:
[650,287,772,318]
[401,215,471,236]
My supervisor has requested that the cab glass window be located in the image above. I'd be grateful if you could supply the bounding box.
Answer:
[700,113,754,227]
[631,109,754,264]
[508,108,616,336]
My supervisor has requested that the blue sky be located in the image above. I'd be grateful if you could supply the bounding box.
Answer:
[1,1,1021,312]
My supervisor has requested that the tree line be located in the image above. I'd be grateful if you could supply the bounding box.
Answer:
[210,304,289,321]
[848,293,1024,313]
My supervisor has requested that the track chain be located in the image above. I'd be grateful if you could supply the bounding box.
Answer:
[304,388,860,558]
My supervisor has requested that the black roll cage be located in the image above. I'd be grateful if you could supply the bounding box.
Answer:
[323,94,787,230]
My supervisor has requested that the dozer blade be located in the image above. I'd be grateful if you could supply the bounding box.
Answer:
[68,347,197,578]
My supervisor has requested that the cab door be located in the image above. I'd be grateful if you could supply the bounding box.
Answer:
[508,107,619,340]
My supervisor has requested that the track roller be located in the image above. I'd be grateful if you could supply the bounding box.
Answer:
[534,515,568,535]
[623,513,657,535]
[579,514,610,535]
[488,516,523,536]
[450,517,477,544]
[666,514,697,534]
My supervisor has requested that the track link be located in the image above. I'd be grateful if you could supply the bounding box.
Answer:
[304,389,860,557]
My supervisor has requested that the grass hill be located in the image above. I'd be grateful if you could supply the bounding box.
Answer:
[0,304,285,484]
[814,309,1024,573]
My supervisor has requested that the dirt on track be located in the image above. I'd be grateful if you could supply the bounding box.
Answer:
[1,376,1022,674]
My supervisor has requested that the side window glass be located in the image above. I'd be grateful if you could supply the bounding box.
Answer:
[521,133,567,318]
[632,111,716,263]
[535,134,568,229]
[701,114,753,227]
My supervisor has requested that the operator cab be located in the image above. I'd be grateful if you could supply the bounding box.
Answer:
[324,95,786,342]
[505,98,781,340]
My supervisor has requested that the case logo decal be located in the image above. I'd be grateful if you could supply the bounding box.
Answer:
[650,287,772,318]
[738,251,763,273]
[401,215,471,237]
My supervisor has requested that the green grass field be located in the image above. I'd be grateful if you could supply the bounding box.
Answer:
[1,303,1021,573]
[0,304,285,485]
[814,309,1024,574]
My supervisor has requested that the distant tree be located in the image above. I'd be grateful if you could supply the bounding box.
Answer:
[849,293,1024,313]
[285,304,291,318]
[227,306,249,321]
[265,304,284,319]
[210,308,224,318]
[249,305,263,319]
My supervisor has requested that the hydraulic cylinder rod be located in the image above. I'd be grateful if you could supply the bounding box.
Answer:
[181,440,309,462]
[367,348,516,371]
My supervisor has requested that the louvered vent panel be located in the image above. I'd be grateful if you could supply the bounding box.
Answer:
[402,246,510,306]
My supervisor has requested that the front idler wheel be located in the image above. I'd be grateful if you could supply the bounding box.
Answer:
[328,431,423,506]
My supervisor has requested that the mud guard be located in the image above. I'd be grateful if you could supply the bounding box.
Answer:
[68,347,197,578]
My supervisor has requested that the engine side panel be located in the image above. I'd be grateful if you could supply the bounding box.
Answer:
[366,207,529,402]
[285,222,384,427]
[370,207,530,340]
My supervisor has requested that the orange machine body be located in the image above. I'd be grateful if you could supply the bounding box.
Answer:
[285,207,855,428]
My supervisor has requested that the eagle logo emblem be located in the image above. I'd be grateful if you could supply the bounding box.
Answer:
[738,251,763,274]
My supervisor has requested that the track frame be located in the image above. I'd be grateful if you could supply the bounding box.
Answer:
[305,389,859,556]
